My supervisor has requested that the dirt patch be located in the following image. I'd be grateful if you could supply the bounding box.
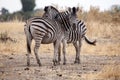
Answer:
[0,53,120,80]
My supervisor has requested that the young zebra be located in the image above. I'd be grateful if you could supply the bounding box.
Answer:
[43,6,96,64]
[24,6,72,66]
[59,7,96,64]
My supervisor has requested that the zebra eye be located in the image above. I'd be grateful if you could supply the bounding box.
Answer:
[55,14,57,18]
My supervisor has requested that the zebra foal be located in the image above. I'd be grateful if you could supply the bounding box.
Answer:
[60,7,96,64]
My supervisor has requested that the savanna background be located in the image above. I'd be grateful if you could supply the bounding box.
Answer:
[0,0,120,80]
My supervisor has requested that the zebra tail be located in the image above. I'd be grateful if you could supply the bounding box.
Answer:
[84,36,96,46]
[25,26,32,54]
[27,37,31,53]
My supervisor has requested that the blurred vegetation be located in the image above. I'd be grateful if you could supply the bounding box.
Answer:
[0,31,16,43]
[0,3,120,24]
[21,0,36,12]
[0,0,39,21]
[77,5,120,24]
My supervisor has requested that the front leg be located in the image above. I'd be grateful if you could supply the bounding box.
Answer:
[34,40,42,66]
[73,41,81,64]
[62,40,67,65]
[58,44,61,64]
[53,41,60,66]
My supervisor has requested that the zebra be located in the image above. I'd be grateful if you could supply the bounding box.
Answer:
[43,6,96,64]
[42,6,75,64]
[24,6,72,66]
[60,7,96,64]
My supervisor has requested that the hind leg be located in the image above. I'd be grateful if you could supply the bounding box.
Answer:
[34,39,42,66]
[53,40,60,66]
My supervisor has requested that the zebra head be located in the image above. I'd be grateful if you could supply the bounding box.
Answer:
[68,7,80,31]
[43,6,59,19]
[68,7,79,21]
[43,6,72,31]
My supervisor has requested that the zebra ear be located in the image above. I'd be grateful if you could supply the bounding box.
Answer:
[72,7,79,13]
[44,6,48,12]
[72,7,76,13]
[76,7,79,12]
[68,7,72,12]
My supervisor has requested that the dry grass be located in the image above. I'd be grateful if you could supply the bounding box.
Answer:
[0,7,120,80]
[83,64,120,80]
[96,64,120,80]
[0,20,120,80]
[0,20,120,56]
[0,21,54,54]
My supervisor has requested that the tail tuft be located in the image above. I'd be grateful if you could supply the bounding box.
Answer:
[84,36,96,46]
[27,39,31,53]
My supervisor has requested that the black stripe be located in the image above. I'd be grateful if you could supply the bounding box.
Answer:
[68,31,72,42]
[59,12,70,31]
[33,27,46,32]
[80,22,84,26]
[63,12,71,29]
[31,18,56,33]
[58,13,68,31]
[71,31,74,42]
[32,24,53,40]
[31,20,56,35]
[32,24,47,32]
[82,25,86,29]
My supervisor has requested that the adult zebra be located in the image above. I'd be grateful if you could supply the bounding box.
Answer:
[24,6,72,66]
[42,6,74,64]
[43,6,96,64]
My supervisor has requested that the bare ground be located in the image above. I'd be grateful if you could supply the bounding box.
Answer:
[0,52,120,80]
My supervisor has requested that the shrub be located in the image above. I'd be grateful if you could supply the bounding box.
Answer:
[0,31,16,43]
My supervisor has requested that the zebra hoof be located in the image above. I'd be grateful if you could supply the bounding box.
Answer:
[37,61,42,67]
[27,62,30,67]
[74,60,80,64]
[63,62,66,65]
[53,60,58,66]
[38,63,42,67]
[57,62,60,65]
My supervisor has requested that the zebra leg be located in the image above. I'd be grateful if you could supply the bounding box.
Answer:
[53,40,60,66]
[73,41,81,64]
[34,40,42,66]
[62,40,67,65]
[58,44,61,64]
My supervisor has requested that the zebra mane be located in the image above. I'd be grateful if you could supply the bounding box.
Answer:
[50,6,59,13]
[43,6,60,19]
[50,6,60,19]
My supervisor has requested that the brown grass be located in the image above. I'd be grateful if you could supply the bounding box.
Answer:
[0,20,120,56]
[96,64,120,79]
[83,64,120,80]
[0,7,120,80]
